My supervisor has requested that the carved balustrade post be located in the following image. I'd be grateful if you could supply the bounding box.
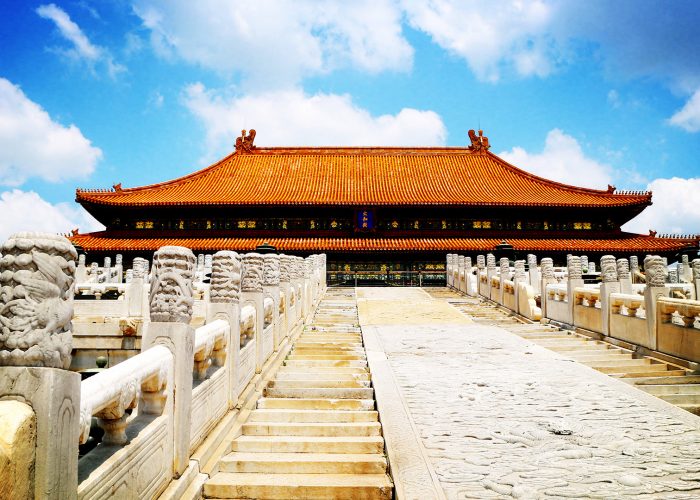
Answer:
[141,245,196,477]
[0,232,81,499]
[679,254,691,283]
[527,254,540,293]
[76,253,87,283]
[263,254,282,352]
[291,256,305,326]
[457,255,467,294]
[114,254,123,283]
[319,254,327,292]
[279,255,293,338]
[464,257,475,296]
[513,260,527,314]
[499,257,510,305]
[207,251,241,408]
[599,255,620,336]
[540,258,556,321]
[692,259,700,300]
[476,255,486,297]
[303,256,314,322]
[567,256,584,325]
[241,253,264,373]
[643,255,669,350]
[486,253,497,300]
[630,255,640,283]
[617,258,632,294]
[445,254,453,288]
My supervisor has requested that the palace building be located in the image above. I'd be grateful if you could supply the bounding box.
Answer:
[71,129,698,275]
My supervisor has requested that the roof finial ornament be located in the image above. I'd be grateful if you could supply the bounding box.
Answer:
[235,128,257,153]
[113,182,122,192]
[468,129,490,152]
[607,184,616,193]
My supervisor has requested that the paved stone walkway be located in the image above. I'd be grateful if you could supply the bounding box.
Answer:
[359,288,700,499]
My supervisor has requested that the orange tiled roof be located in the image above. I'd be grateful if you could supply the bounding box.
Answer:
[75,147,651,208]
[69,233,696,253]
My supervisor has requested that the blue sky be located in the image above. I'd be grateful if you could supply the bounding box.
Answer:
[1,0,700,239]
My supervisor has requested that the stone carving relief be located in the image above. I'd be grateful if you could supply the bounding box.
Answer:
[0,232,77,369]
[630,255,639,272]
[486,254,496,270]
[527,254,537,268]
[263,254,281,286]
[644,255,666,287]
[477,255,486,270]
[304,257,313,279]
[668,269,678,283]
[567,256,582,280]
[693,259,700,281]
[280,255,292,283]
[133,257,148,279]
[149,246,196,323]
[500,258,510,278]
[580,255,589,270]
[514,260,526,280]
[600,255,618,283]
[78,254,86,267]
[104,257,111,268]
[616,258,631,280]
[241,253,264,293]
[210,251,241,304]
[541,258,555,280]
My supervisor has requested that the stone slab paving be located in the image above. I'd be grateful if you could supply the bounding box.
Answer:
[358,288,700,499]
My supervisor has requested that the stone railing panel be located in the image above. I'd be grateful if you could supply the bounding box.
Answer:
[657,297,700,362]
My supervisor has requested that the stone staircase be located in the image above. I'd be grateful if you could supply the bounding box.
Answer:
[204,288,393,499]
[426,288,700,416]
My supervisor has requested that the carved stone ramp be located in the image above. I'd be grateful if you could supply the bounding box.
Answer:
[204,288,393,499]
[439,289,700,416]
[360,287,700,498]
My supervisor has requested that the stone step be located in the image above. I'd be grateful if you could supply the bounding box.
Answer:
[278,365,369,374]
[204,472,393,499]
[584,359,652,368]
[230,435,385,454]
[274,371,371,381]
[299,336,363,342]
[292,347,366,353]
[287,354,366,360]
[631,375,700,386]
[269,379,370,389]
[640,384,700,395]
[257,398,375,411]
[657,394,700,405]
[547,344,608,352]
[242,421,382,437]
[218,452,387,474]
[611,368,687,377]
[294,342,363,349]
[249,409,379,423]
[678,404,700,416]
[264,387,375,399]
[565,352,631,361]
[284,359,368,368]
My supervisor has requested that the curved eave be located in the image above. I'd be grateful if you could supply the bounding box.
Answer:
[75,196,652,209]
[70,232,697,254]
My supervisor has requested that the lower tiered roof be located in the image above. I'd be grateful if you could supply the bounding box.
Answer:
[70,233,698,254]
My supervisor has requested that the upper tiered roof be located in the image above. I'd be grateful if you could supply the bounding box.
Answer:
[76,130,651,209]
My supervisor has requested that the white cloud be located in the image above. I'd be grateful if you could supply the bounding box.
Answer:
[498,129,613,189]
[623,177,700,235]
[36,3,125,78]
[132,0,412,86]
[183,84,446,159]
[402,0,556,82]
[0,190,104,241]
[668,89,700,132]
[0,78,102,186]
